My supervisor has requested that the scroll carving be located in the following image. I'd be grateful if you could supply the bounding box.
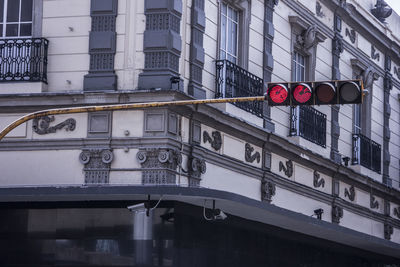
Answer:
[203,131,222,151]
[33,116,76,135]
[394,207,400,219]
[262,179,276,203]
[245,143,260,163]
[313,170,325,188]
[316,2,325,18]
[344,185,355,201]
[79,149,114,184]
[296,25,317,51]
[188,157,206,186]
[345,28,356,44]
[384,223,394,240]
[370,195,379,209]
[394,67,400,80]
[279,160,293,178]
[332,205,343,224]
[371,46,380,61]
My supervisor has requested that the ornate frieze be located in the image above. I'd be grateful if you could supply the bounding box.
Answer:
[136,148,182,185]
[203,131,222,151]
[187,156,206,186]
[384,223,394,240]
[344,185,355,201]
[279,160,293,178]
[245,143,260,163]
[313,170,325,188]
[345,28,356,44]
[261,178,276,203]
[32,116,76,135]
[332,205,343,224]
[370,195,379,209]
[79,149,114,184]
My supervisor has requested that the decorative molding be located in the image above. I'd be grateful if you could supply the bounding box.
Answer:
[371,0,392,23]
[394,207,400,219]
[188,156,206,186]
[79,149,114,184]
[371,46,380,61]
[136,148,182,185]
[313,170,325,188]
[279,160,293,178]
[344,185,355,201]
[261,178,276,203]
[203,131,222,151]
[383,56,392,186]
[394,66,400,80]
[316,2,325,18]
[345,28,356,44]
[245,143,260,163]
[370,195,379,209]
[384,223,394,240]
[332,205,343,224]
[32,116,76,135]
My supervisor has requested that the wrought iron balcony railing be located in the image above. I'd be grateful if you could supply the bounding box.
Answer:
[0,38,49,83]
[352,133,381,173]
[289,106,326,147]
[215,60,263,117]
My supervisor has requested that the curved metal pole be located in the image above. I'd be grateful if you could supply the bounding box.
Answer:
[0,96,266,141]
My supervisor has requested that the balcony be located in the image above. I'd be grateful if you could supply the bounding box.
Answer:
[352,134,381,173]
[215,60,263,117]
[290,106,326,147]
[0,38,49,83]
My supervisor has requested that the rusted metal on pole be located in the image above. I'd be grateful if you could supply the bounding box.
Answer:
[0,96,266,140]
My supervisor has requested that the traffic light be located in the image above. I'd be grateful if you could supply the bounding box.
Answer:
[266,80,363,106]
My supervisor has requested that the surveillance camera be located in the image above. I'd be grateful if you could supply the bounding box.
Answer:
[127,203,145,212]
[213,209,227,220]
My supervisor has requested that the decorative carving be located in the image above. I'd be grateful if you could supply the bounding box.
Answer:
[394,66,400,80]
[136,148,182,185]
[79,149,114,184]
[371,0,392,23]
[203,131,222,151]
[279,160,293,178]
[332,34,344,55]
[313,170,325,188]
[361,66,379,89]
[188,157,206,186]
[332,205,343,224]
[261,179,276,203]
[296,25,317,51]
[394,207,400,219]
[384,223,394,240]
[316,2,325,18]
[32,116,76,135]
[371,46,380,61]
[245,143,261,163]
[344,185,355,201]
[345,28,356,44]
[370,195,379,209]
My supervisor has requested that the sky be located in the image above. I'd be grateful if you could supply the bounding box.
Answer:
[385,0,400,15]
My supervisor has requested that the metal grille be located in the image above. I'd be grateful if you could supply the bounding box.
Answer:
[215,60,263,117]
[298,106,326,147]
[352,133,381,173]
[0,38,48,83]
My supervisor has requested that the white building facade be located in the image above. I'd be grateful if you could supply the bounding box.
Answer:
[0,0,400,265]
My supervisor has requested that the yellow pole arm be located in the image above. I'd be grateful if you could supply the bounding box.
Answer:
[0,96,266,141]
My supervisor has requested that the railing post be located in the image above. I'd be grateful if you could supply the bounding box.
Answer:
[352,134,360,165]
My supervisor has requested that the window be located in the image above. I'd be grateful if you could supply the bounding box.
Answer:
[293,51,306,82]
[220,3,238,64]
[1,0,33,38]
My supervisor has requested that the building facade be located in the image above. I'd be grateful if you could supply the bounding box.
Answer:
[0,0,400,265]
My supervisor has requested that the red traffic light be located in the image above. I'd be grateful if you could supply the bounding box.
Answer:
[267,83,289,105]
[292,83,312,104]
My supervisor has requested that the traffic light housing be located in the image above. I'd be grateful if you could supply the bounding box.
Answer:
[266,80,363,106]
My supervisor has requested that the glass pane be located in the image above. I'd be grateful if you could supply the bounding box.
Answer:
[0,0,4,21]
[0,24,2,37]
[228,5,232,19]
[221,3,227,15]
[20,22,31,36]
[21,0,33,21]
[228,19,233,54]
[5,23,18,36]
[220,15,226,51]
[232,9,238,22]
[7,0,20,23]
[232,22,237,57]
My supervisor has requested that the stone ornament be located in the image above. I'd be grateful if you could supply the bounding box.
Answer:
[332,34,344,55]
[188,157,206,186]
[371,0,392,23]
[332,205,343,224]
[316,2,325,18]
[279,160,293,178]
[262,179,276,203]
[394,207,400,219]
[384,223,394,240]
[394,67,400,80]
[345,28,356,44]
[245,143,260,163]
[371,46,380,61]
[32,115,76,135]
[79,149,114,184]
[370,195,379,209]
[296,25,318,51]
[203,130,222,151]
[313,170,325,188]
[344,185,355,201]
[136,148,182,185]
